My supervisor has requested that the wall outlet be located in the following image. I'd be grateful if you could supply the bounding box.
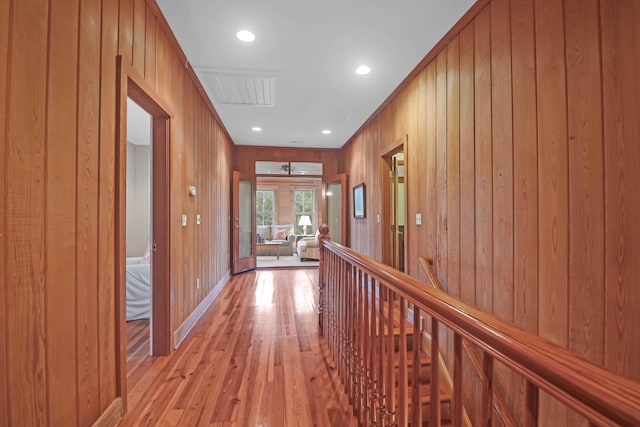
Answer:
[416,213,422,225]
[196,214,201,225]
[196,278,200,290]
[181,214,187,227]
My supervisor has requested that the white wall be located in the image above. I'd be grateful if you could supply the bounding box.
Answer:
[126,142,151,257]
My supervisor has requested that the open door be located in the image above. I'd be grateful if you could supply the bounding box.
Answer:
[232,171,256,273]
[381,138,406,272]
[323,174,348,245]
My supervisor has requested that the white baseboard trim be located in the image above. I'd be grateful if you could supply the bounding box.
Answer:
[173,270,230,349]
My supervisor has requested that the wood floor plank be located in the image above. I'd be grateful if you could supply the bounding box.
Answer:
[121,269,356,426]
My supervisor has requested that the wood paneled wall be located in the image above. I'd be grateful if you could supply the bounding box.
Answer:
[233,145,343,178]
[341,0,640,424]
[0,0,233,425]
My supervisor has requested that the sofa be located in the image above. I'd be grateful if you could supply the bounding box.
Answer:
[297,236,320,261]
[256,224,296,256]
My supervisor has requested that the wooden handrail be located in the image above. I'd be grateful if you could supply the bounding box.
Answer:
[320,238,640,426]
[420,256,516,427]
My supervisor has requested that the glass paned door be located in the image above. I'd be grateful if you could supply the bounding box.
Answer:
[232,171,256,273]
[324,174,347,245]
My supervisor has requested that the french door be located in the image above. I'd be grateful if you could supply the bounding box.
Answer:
[232,171,256,273]
[323,174,348,245]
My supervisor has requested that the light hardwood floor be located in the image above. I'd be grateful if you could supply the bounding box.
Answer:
[121,269,356,427]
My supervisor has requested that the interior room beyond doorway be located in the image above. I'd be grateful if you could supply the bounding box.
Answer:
[256,176,321,268]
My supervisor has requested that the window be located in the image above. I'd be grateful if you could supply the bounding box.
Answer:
[256,190,275,225]
[294,189,314,234]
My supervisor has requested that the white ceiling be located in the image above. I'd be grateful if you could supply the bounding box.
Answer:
[156,1,475,149]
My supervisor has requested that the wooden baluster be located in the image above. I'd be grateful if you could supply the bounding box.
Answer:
[318,225,326,336]
[347,264,355,403]
[369,279,378,425]
[327,253,336,360]
[397,296,407,426]
[331,255,337,362]
[338,258,345,385]
[412,307,422,427]
[452,333,463,427]
[363,272,371,426]
[355,268,363,420]
[386,289,396,425]
[481,352,494,426]
[525,380,539,427]
[378,283,387,425]
[431,317,441,427]
[375,281,383,425]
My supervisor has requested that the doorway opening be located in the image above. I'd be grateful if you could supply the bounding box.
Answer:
[115,57,172,407]
[124,97,153,383]
[381,141,406,272]
[255,176,322,269]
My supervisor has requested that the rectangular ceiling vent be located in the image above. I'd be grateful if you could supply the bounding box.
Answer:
[198,68,276,107]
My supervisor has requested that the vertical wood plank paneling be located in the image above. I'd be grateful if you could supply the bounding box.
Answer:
[535,0,569,423]
[445,37,461,364]
[459,24,481,419]
[511,0,538,333]
[171,58,185,326]
[446,37,461,300]
[474,6,493,313]
[118,0,134,65]
[415,69,428,281]
[459,22,475,306]
[0,0,10,419]
[406,78,418,276]
[601,0,640,382]
[45,0,79,424]
[6,0,48,424]
[155,31,165,96]
[510,0,538,422]
[490,0,513,326]
[132,0,145,73]
[490,0,515,417]
[425,63,437,263]
[98,0,119,411]
[565,0,604,376]
[144,6,156,85]
[436,51,448,285]
[76,0,102,423]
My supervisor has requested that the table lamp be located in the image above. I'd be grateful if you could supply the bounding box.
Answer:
[299,215,312,235]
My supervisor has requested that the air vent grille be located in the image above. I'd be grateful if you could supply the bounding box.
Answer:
[198,69,276,107]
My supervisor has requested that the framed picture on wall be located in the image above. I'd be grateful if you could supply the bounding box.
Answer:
[353,183,365,219]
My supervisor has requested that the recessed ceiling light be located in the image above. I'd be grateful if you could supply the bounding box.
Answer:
[355,65,371,75]
[251,126,262,132]
[322,129,332,135]
[236,30,255,42]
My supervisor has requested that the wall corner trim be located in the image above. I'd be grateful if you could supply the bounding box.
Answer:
[92,398,123,427]
[173,270,231,348]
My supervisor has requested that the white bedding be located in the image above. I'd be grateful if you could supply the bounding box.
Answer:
[126,257,151,321]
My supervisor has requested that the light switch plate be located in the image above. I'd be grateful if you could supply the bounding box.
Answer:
[181,214,187,227]
[416,213,422,225]
[196,214,201,225]
[377,214,380,224]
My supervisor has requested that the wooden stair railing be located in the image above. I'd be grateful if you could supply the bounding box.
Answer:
[419,256,515,427]
[316,225,640,426]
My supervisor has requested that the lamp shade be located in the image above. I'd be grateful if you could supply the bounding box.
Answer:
[298,215,312,226]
